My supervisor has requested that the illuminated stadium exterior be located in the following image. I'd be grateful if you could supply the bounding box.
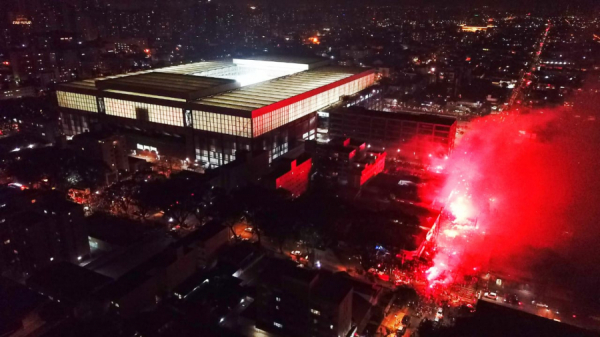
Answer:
[56,57,375,168]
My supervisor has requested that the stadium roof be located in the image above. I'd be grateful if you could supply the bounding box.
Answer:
[95,72,239,101]
[194,66,367,113]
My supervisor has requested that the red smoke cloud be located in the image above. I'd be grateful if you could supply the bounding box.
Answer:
[421,106,600,307]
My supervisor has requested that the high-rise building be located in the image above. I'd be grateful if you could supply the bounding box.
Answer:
[55,56,375,168]
[70,132,130,172]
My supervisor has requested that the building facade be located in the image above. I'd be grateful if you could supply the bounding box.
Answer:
[348,150,386,188]
[55,57,375,169]
[70,133,130,172]
[328,106,457,161]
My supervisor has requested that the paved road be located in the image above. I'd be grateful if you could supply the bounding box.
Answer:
[507,23,551,110]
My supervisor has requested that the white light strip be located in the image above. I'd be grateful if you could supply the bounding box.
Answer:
[232,59,310,72]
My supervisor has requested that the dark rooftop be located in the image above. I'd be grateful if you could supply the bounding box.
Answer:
[85,213,152,247]
[261,258,318,286]
[219,241,260,268]
[173,220,228,248]
[95,72,239,101]
[312,272,353,305]
[35,190,81,212]
[338,106,457,126]
[265,152,312,180]
[259,258,353,305]
[0,277,45,335]
[27,262,112,303]
[97,248,176,301]
[334,271,381,300]
[325,137,366,154]
[460,300,599,337]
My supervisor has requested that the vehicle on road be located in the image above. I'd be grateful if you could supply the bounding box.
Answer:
[484,292,498,300]
[396,326,406,337]
[504,294,521,306]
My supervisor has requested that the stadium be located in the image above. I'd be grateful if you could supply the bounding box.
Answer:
[56,56,375,168]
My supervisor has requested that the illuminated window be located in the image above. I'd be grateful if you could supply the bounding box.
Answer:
[276,297,281,302]
[57,91,98,113]
[137,144,158,153]
[104,98,183,127]
[192,110,251,138]
[252,73,375,137]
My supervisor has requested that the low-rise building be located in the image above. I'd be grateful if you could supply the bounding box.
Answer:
[328,106,457,162]
[0,189,90,277]
[97,221,230,318]
[348,150,386,188]
[256,259,354,337]
[315,137,386,188]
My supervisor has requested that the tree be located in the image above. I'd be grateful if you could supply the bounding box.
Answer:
[298,223,321,265]
[107,180,137,216]
[150,171,210,229]
[3,147,109,190]
[133,182,162,221]
[155,155,181,176]
[208,187,241,239]
[211,185,294,246]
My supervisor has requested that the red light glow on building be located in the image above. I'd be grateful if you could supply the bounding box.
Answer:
[275,157,312,197]
[353,151,386,186]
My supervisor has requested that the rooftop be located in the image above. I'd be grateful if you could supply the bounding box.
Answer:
[265,152,312,180]
[27,262,112,303]
[85,213,153,247]
[260,258,318,286]
[99,250,177,301]
[96,72,239,101]
[57,57,373,122]
[466,300,598,337]
[194,66,368,113]
[0,277,44,334]
[338,106,458,126]
[312,272,353,305]
[173,220,228,248]
[259,258,353,305]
